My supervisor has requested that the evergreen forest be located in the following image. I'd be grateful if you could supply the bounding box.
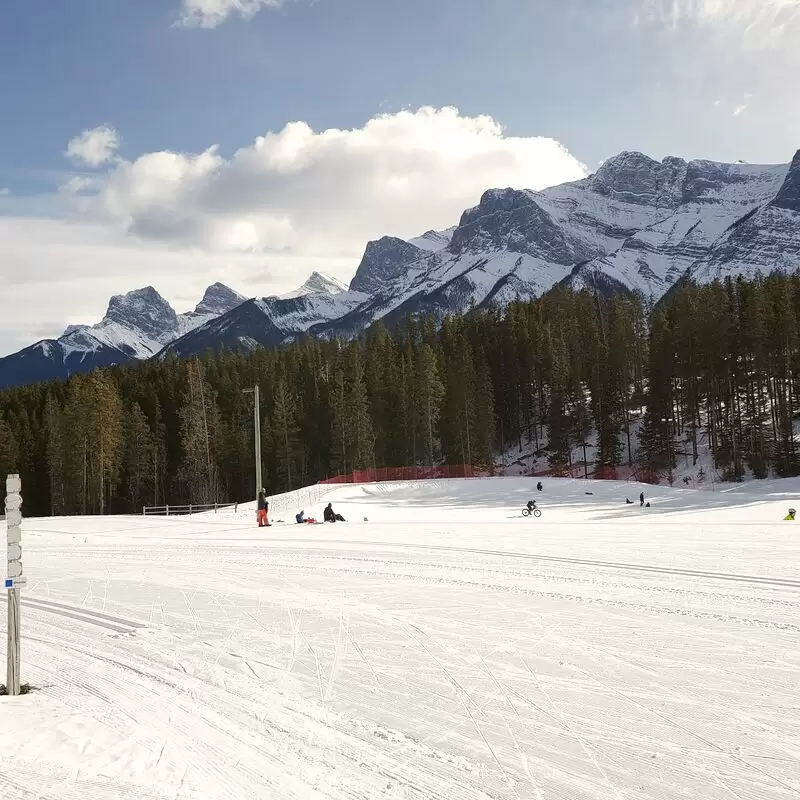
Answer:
[2,273,800,517]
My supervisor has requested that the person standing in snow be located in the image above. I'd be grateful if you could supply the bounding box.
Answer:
[257,488,269,527]
[640,491,645,507]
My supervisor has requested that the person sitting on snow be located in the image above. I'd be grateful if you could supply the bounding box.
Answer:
[626,498,633,504]
[785,508,796,521]
[536,481,543,492]
[324,502,345,522]
[296,510,305,524]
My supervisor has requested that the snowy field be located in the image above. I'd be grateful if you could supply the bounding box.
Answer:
[1,477,800,800]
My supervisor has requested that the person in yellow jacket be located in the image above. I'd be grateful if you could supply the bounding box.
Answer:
[784,508,796,521]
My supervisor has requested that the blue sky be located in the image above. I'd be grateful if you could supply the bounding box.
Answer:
[0,0,798,354]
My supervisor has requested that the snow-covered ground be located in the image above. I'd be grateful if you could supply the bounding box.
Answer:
[2,477,799,800]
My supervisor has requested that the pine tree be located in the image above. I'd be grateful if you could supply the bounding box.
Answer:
[124,402,155,512]
[44,391,65,515]
[271,377,300,490]
[178,359,222,504]
[414,344,445,466]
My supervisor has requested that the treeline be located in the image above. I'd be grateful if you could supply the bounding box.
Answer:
[1,273,799,517]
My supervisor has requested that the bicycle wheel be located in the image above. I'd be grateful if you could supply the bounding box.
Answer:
[521,507,530,517]
[533,508,542,518]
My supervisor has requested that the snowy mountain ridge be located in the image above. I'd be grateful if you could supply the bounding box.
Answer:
[2,148,799,388]
[0,283,245,389]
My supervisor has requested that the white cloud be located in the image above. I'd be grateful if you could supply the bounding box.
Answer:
[66,125,120,168]
[73,106,587,259]
[177,0,286,28]
[58,176,94,195]
[639,0,800,45]
[0,188,9,196]
[732,103,749,116]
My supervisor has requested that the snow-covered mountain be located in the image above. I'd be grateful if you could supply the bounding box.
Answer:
[3,148,799,388]
[0,284,245,389]
[279,271,347,299]
[162,275,366,359]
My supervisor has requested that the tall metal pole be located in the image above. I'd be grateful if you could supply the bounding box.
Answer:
[253,384,262,497]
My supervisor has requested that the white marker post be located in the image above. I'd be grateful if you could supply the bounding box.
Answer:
[5,474,23,696]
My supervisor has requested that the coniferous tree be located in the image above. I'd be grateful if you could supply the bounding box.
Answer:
[178,359,222,504]
[124,402,155,512]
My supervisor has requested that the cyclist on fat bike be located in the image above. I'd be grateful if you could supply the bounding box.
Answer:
[526,499,537,513]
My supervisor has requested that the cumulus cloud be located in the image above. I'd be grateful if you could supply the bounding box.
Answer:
[74,106,587,258]
[58,176,94,195]
[66,125,120,168]
[177,0,287,28]
[732,103,748,116]
[639,0,800,44]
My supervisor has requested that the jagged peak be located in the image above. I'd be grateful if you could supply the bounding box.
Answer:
[280,271,347,300]
[771,149,800,211]
[349,237,428,294]
[194,282,245,315]
[105,285,172,317]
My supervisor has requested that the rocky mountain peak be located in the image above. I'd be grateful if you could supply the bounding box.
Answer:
[279,271,347,300]
[449,187,588,264]
[194,283,245,316]
[589,151,686,207]
[349,237,427,295]
[772,149,800,211]
[104,286,178,340]
[301,271,346,295]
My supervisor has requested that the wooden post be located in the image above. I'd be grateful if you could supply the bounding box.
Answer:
[6,474,23,696]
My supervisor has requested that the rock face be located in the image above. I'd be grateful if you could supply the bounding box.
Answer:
[194,283,246,316]
[349,237,432,295]
[3,148,800,388]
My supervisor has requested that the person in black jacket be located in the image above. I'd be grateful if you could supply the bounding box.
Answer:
[639,491,645,507]
[324,502,345,523]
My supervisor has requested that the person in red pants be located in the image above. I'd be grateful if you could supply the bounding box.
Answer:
[257,488,269,527]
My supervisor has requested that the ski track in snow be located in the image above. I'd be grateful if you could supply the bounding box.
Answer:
[1,476,800,800]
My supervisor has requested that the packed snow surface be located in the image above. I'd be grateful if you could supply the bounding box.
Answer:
[2,477,800,800]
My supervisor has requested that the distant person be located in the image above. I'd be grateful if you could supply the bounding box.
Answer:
[536,481,543,492]
[296,510,305,524]
[257,488,269,527]
[324,502,345,523]
[785,508,796,521]
[626,498,633,504]
[645,502,651,508]
[640,492,645,507]
[526,499,537,513]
